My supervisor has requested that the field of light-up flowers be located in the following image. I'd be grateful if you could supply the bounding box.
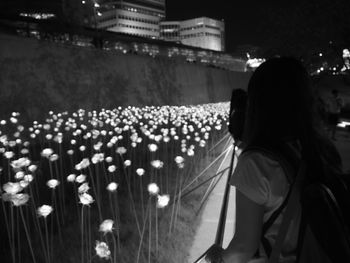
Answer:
[0,102,232,263]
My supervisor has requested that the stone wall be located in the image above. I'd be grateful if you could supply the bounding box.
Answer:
[0,33,251,121]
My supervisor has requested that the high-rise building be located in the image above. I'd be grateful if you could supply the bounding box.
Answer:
[160,17,225,52]
[159,21,181,43]
[97,0,165,39]
[95,2,225,52]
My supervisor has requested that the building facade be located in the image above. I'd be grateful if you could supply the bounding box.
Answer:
[159,21,181,43]
[97,0,165,39]
[96,2,225,52]
[160,17,225,52]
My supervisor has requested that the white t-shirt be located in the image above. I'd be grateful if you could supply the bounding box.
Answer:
[230,150,301,263]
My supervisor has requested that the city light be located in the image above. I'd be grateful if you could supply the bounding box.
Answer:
[19,13,55,20]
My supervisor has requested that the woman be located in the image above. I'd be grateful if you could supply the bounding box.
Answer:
[205,57,342,263]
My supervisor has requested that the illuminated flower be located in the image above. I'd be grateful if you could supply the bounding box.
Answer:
[3,182,23,194]
[136,168,145,176]
[147,183,159,196]
[75,174,86,183]
[47,179,60,189]
[157,194,170,208]
[28,164,38,172]
[116,147,127,155]
[95,241,111,259]
[41,148,53,158]
[23,174,34,183]
[93,141,103,151]
[174,156,184,164]
[199,140,206,147]
[4,151,15,159]
[124,160,131,167]
[11,157,31,169]
[11,193,29,206]
[92,153,104,164]
[15,171,25,180]
[19,180,29,188]
[151,160,164,169]
[79,193,94,206]
[67,174,76,182]
[148,143,158,152]
[78,183,90,194]
[37,205,53,218]
[106,182,118,192]
[99,219,114,234]
[107,165,116,173]
[75,158,90,170]
[187,149,195,156]
[105,156,113,163]
[49,154,59,162]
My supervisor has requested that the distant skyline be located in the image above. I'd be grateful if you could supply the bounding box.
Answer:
[1,0,350,56]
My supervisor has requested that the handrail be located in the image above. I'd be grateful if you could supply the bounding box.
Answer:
[193,143,236,263]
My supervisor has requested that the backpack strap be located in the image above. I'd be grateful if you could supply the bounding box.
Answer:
[243,142,301,258]
[268,160,306,263]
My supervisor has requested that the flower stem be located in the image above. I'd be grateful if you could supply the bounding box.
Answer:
[19,206,37,263]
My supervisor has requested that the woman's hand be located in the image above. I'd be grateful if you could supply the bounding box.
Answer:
[204,244,225,263]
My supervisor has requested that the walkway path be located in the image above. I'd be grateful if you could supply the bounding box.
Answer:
[187,144,237,263]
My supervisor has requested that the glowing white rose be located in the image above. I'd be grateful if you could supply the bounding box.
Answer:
[106,182,118,192]
[148,144,158,152]
[95,241,111,259]
[91,153,104,164]
[47,179,60,189]
[28,164,38,172]
[37,205,53,218]
[105,156,113,163]
[124,160,131,167]
[107,165,116,173]
[99,219,114,234]
[11,157,31,169]
[41,148,53,158]
[75,174,86,183]
[23,174,33,183]
[147,183,159,196]
[67,174,76,182]
[174,156,184,164]
[116,147,127,155]
[15,171,25,180]
[4,151,15,159]
[49,154,59,162]
[136,168,145,176]
[78,183,90,194]
[11,193,29,206]
[151,160,164,169]
[79,193,94,206]
[75,158,90,170]
[3,182,23,194]
[157,194,170,208]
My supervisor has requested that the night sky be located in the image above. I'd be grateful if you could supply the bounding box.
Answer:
[1,0,350,56]
[166,0,350,56]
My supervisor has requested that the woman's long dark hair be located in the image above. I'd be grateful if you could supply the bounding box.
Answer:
[242,57,342,180]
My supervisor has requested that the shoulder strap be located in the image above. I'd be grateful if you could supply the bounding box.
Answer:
[244,142,301,257]
[268,160,306,263]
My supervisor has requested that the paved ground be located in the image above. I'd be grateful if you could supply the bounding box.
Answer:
[187,126,350,263]
[187,145,237,263]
